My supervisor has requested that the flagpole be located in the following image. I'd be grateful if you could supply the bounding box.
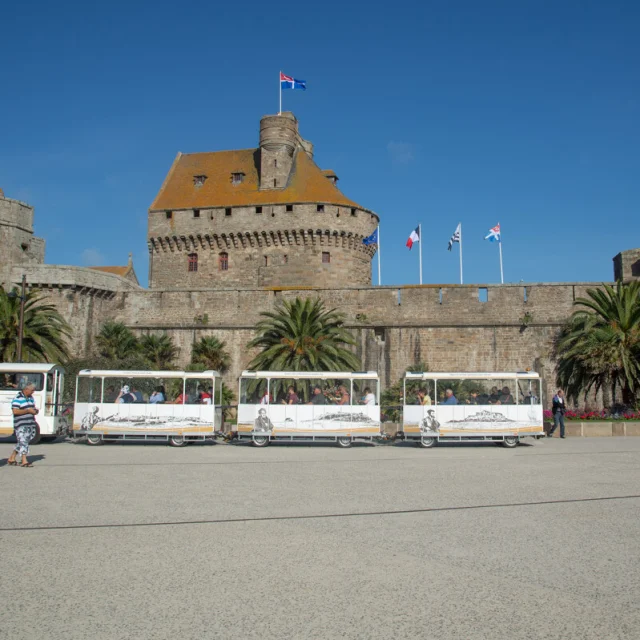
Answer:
[377,226,381,286]
[459,223,463,284]
[279,71,282,115]
[499,238,504,284]
[418,223,423,285]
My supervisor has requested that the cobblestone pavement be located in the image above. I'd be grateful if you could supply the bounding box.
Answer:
[1,437,639,639]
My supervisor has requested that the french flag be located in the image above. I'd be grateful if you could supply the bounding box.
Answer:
[406,226,420,250]
[280,72,306,90]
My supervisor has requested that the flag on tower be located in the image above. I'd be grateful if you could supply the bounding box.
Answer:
[406,226,420,250]
[485,223,501,242]
[448,223,461,251]
[362,228,379,246]
[280,72,306,90]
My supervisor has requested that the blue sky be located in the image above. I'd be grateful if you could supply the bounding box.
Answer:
[1,0,638,287]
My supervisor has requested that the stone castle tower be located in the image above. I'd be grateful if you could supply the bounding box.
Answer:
[147,112,379,289]
[0,189,45,288]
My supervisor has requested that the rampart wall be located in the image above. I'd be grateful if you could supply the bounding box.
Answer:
[25,281,606,405]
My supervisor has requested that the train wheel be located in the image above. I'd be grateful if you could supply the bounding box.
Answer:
[502,436,519,448]
[30,424,41,445]
[169,435,188,447]
[418,436,436,448]
[336,436,352,448]
[86,433,104,446]
[252,435,269,448]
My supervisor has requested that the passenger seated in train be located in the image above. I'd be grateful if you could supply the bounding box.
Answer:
[131,386,144,403]
[116,386,136,403]
[466,390,480,404]
[104,385,118,403]
[283,386,299,405]
[498,386,514,404]
[416,388,431,406]
[361,387,376,406]
[336,385,350,405]
[307,385,326,405]
[150,387,165,404]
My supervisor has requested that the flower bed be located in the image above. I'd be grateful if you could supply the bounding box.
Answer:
[543,409,640,422]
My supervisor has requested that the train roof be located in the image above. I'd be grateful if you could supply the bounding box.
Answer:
[240,371,379,380]
[0,363,63,373]
[405,372,540,380]
[76,370,220,378]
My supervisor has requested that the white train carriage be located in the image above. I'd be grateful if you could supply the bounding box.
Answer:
[401,371,544,448]
[73,369,222,446]
[0,363,67,443]
[237,371,380,447]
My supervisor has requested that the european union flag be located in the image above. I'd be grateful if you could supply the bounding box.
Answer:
[362,228,378,245]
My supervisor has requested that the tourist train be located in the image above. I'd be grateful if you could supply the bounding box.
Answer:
[0,364,544,448]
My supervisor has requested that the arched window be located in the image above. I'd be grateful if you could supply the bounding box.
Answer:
[187,253,198,272]
[219,252,229,271]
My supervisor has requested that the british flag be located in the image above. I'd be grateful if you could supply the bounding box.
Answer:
[280,72,306,90]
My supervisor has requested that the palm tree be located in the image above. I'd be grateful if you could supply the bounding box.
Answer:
[139,333,179,370]
[555,281,640,406]
[191,336,231,372]
[95,321,139,361]
[0,285,71,362]
[246,297,360,372]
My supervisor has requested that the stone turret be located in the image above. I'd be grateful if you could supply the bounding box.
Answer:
[0,190,45,288]
[258,112,313,190]
[613,249,640,282]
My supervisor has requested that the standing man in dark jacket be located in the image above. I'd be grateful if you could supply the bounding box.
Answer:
[548,389,566,438]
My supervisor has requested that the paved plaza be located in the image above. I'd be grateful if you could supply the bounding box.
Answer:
[1,437,639,639]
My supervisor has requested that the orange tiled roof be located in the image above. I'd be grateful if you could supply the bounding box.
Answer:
[88,266,130,277]
[150,149,370,212]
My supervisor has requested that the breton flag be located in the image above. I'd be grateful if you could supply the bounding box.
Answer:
[362,228,379,246]
[485,223,501,242]
[448,223,461,251]
[280,72,306,90]
[406,226,420,250]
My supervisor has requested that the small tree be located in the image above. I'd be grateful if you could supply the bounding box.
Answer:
[0,285,71,363]
[555,281,640,407]
[139,333,178,370]
[246,297,360,372]
[381,363,428,422]
[191,336,231,372]
[95,321,139,361]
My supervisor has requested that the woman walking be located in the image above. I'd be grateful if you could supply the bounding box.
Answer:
[7,382,39,468]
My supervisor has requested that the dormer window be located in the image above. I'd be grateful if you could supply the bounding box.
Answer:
[231,172,245,185]
[193,175,207,187]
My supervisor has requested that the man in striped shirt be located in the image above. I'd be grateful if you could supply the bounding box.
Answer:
[7,383,39,468]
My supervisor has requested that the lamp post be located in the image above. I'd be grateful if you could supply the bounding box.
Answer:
[8,275,27,362]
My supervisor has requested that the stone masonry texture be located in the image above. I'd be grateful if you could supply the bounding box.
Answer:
[2,108,639,408]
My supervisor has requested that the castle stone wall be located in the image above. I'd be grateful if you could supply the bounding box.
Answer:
[0,196,45,287]
[63,282,599,403]
[613,249,640,282]
[148,203,377,289]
